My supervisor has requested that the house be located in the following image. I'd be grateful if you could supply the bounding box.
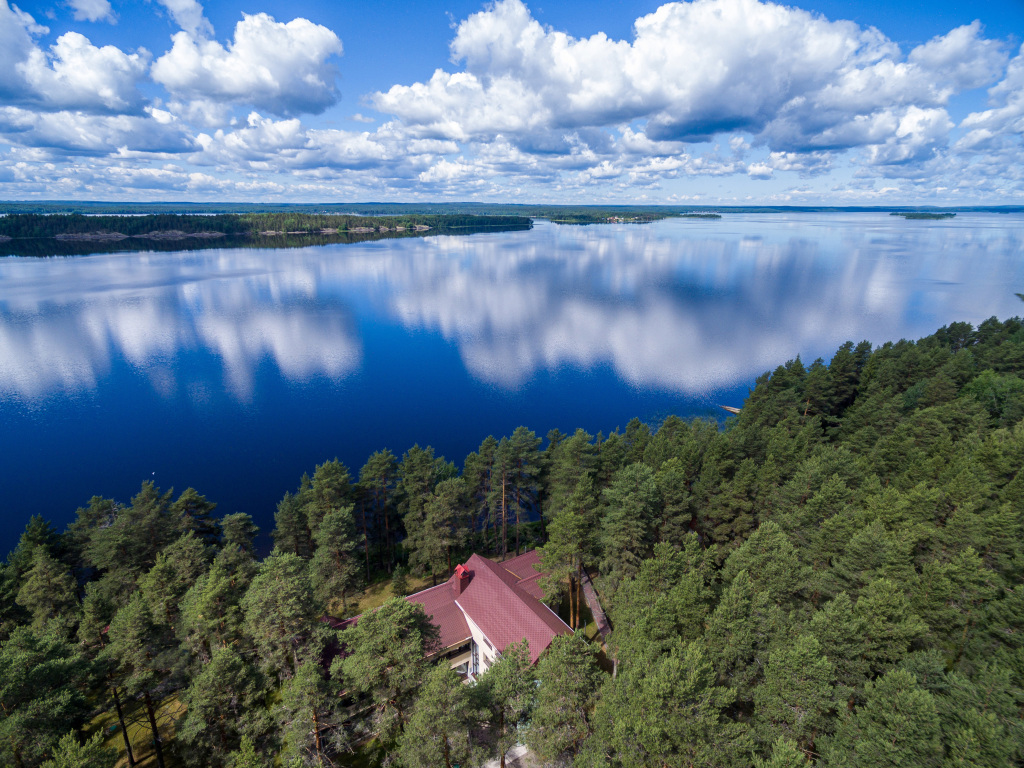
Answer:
[408,550,572,677]
[332,550,572,679]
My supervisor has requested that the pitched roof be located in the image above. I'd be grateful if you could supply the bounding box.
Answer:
[406,581,471,650]
[501,549,547,601]
[326,549,570,665]
[455,553,571,664]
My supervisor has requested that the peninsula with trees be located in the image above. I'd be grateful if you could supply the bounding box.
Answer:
[2,316,1022,767]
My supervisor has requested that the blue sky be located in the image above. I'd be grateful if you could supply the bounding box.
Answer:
[1,0,1022,204]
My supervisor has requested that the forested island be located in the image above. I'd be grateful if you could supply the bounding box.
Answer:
[2,317,1023,767]
[0,213,532,257]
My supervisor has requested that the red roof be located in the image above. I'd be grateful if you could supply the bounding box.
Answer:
[501,550,548,600]
[327,550,570,665]
[455,553,571,664]
[405,581,471,650]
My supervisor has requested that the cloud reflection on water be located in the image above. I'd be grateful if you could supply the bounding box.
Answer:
[1,215,1021,402]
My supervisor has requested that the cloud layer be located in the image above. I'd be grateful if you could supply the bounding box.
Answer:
[0,0,1021,202]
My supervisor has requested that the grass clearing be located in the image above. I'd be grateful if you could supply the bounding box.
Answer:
[91,693,187,768]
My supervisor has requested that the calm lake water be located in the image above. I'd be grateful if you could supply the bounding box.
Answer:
[2,213,1023,553]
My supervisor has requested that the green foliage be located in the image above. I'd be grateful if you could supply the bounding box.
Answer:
[591,640,752,768]
[3,315,1024,767]
[241,553,320,681]
[335,598,439,749]
[821,668,943,768]
[309,505,361,612]
[399,664,477,768]
[0,627,92,768]
[598,463,660,596]
[476,639,534,766]
[15,549,78,634]
[524,633,603,765]
[754,634,835,750]
[40,731,117,768]
[179,647,269,766]
[277,661,344,767]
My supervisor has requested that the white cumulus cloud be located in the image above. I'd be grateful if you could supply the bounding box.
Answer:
[152,12,343,117]
[0,1,147,113]
[372,0,1011,181]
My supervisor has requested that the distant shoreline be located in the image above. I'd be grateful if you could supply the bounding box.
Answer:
[2,201,1022,217]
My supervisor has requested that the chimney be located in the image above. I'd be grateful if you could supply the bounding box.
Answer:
[452,564,470,596]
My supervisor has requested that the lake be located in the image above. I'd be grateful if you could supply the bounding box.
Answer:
[2,213,1022,554]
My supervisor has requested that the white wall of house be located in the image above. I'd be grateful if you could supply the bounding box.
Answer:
[460,607,500,674]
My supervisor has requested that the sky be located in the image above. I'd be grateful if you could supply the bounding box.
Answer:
[1,0,1022,204]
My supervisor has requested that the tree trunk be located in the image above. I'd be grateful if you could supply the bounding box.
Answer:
[501,478,508,558]
[499,710,507,768]
[568,575,576,629]
[360,504,371,582]
[514,485,522,556]
[111,682,136,766]
[383,496,393,572]
[312,708,324,765]
[576,573,583,630]
[143,691,167,768]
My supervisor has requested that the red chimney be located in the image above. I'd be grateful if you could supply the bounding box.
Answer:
[452,564,470,596]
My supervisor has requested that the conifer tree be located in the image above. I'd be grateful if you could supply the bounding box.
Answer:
[599,463,660,598]
[309,505,360,612]
[179,647,268,766]
[85,481,178,577]
[172,487,220,545]
[15,549,78,634]
[753,738,811,768]
[476,639,534,768]
[705,571,788,705]
[754,634,835,753]
[399,445,457,577]
[39,732,116,768]
[305,460,353,541]
[138,531,211,630]
[221,513,259,553]
[180,546,256,660]
[464,436,499,551]
[821,668,942,768]
[0,627,91,768]
[543,428,598,519]
[592,640,752,768]
[103,593,181,768]
[608,540,715,667]
[854,578,927,679]
[807,592,869,699]
[539,476,597,629]
[357,449,399,570]
[399,664,477,768]
[277,661,343,767]
[722,520,807,607]
[524,633,603,765]
[241,553,319,681]
[335,598,439,750]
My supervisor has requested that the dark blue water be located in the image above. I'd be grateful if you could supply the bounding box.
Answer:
[2,213,1022,554]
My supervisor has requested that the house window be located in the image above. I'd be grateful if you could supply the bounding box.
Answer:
[471,641,479,675]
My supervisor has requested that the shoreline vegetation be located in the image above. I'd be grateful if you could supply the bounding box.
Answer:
[890,211,957,219]
[2,204,1018,255]
[0,212,533,257]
